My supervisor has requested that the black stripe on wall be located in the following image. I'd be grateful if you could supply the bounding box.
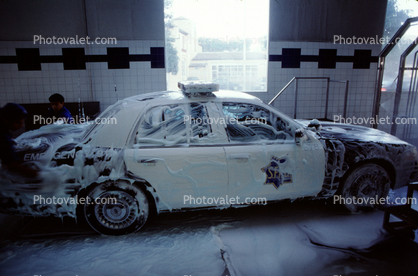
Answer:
[0,47,165,71]
[269,48,378,69]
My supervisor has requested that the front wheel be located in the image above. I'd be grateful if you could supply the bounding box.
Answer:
[339,163,391,212]
[84,181,149,235]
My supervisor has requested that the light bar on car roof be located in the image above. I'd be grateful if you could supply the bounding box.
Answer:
[178,81,219,97]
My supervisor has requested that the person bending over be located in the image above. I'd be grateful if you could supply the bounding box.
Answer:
[0,103,38,178]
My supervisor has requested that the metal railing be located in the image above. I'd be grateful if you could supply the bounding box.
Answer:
[403,50,418,138]
[372,17,418,135]
[268,77,349,119]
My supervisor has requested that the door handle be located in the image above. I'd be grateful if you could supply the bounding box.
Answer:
[137,158,158,164]
[228,154,251,161]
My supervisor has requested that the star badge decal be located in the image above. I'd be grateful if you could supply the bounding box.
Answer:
[261,156,293,189]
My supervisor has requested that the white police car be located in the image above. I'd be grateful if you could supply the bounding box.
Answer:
[1,82,417,235]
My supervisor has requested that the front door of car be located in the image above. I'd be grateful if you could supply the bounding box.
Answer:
[220,102,325,203]
[125,102,229,210]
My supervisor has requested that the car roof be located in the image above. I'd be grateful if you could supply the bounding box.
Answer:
[121,90,264,107]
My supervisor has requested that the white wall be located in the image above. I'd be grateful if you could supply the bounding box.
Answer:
[252,0,388,125]
[0,0,166,113]
[267,42,380,121]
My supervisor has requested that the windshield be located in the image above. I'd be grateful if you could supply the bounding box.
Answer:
[267,104,303,129]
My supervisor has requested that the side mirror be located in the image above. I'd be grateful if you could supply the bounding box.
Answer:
[307,119,322,132]
[295,129,304,145]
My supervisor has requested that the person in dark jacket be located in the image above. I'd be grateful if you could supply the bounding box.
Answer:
[46,93,73,124]
[0,103,38,178]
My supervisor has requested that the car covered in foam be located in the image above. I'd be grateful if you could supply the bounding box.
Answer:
[1,82,417,235]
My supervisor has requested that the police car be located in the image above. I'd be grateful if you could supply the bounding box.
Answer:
[1,81,417,235]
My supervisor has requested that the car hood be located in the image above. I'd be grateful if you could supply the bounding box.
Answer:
[296,119,409,145]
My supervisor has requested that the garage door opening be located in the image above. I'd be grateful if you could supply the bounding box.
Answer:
[164,0,269,92]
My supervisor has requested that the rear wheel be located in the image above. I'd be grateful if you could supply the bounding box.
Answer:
[84,181,149,235]
[340,163,391,212]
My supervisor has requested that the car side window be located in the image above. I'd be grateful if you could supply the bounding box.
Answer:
[134,104,187,146]
[222,102,293,142]
[189,103,212,143]
[133,103,213,146]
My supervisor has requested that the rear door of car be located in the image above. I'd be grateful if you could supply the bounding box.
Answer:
[218,101,325,203]
[124,101,229,210]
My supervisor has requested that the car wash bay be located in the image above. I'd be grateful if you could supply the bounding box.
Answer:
[1,0,418,275]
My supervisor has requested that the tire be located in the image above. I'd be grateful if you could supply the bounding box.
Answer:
[339,163,391,212]
[84,181,149,235]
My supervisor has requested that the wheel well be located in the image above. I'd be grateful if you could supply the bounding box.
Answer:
[338,159,396,191]
[373,159,396,189]
[76,179,158,219]
[131,181,158,218]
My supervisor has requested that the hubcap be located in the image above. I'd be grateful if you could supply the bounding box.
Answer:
[345,166,390,210]
[94,191,139,230]
[105,202,128,221]
[354,175,379,198]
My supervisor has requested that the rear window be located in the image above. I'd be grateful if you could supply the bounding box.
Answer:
[133,103,214,146]
[135,104,187,146]
[81,102,124,142]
